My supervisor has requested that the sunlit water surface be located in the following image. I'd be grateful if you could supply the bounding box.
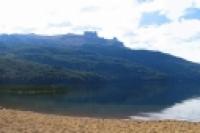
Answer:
[131,97,200,122]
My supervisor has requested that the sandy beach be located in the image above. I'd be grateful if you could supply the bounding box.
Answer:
[0,107,199,133]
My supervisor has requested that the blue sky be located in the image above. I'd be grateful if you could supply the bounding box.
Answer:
[182,8,200,20]
[139,11,170,26]
[0,0,200,62]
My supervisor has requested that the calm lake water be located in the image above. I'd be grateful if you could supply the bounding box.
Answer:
[131,97,200,122]
[0,93,167,118]
[1,84,200,121]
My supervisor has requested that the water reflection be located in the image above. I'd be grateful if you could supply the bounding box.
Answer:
[0,93,165,118]
[131,97,200,122]
[1,83,200,119]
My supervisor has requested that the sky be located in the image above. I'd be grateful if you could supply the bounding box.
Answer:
[0,0,200,62]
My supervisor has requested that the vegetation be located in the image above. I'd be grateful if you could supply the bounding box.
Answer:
[0,32,200,97]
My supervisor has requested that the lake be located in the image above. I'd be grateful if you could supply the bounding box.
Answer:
[1,83,200,121]
[131,97,200,122]
[0,93,166,118]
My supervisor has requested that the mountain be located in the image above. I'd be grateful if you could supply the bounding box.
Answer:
[0,31,200,104]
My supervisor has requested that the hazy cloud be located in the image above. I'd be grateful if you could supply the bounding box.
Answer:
[137,0,153,3]
[72,25,102,32]
[81,6,101,12]
[48,21,72,28]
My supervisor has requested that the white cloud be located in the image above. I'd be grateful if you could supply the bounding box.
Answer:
[0,0,200,62]
[139,0,194,20]
[127,19,200,62]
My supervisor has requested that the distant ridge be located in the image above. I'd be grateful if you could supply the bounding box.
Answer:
[0,31,124,47]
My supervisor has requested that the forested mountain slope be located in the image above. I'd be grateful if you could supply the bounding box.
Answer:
[0,32,200,99]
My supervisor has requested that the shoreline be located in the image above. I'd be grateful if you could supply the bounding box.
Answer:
[0,107,200,133]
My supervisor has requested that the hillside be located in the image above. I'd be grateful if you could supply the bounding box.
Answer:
[0,32,200,104]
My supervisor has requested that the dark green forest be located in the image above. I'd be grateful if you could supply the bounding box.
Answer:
[0,32,200,103]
